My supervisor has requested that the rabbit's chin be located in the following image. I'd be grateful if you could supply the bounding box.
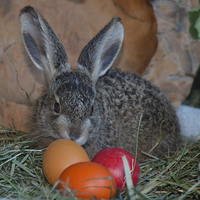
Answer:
[75,135,89,146]
[55,129,88,146]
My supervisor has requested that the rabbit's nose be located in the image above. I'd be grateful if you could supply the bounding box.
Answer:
[70,126,81,141]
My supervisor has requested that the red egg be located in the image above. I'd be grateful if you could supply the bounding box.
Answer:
[92,148,140,190]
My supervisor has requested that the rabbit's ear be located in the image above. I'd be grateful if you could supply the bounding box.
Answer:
[20,6,70,82]
[78,17,124,83]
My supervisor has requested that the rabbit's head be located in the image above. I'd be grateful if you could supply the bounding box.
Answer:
[20,6,124,145]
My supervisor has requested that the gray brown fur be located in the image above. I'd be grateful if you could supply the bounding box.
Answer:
[20,6,181,160]
[88,69,180,159]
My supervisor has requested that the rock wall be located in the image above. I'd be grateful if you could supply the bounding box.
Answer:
[0,0,199,132]
[0,0,157,131]
[144,0,200,107]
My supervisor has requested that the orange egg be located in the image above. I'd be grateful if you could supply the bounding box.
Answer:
[42,139,90,184]
[58,161,117,199]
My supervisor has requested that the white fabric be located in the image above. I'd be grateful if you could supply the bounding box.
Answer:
[176,105,200,142]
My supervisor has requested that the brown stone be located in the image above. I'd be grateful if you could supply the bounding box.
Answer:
[144,0,200,107]
[0,0,157,131]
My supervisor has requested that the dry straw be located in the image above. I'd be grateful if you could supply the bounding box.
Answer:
[0,128,200,200]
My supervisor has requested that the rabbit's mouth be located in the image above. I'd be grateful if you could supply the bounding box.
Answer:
[56,115,91,146]
[73,118,91,146]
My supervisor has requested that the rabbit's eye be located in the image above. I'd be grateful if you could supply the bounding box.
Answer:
[54,102,60,113]
[90,106,94,115]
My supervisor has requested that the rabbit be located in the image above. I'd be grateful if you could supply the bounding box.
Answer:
[20,6,181,161]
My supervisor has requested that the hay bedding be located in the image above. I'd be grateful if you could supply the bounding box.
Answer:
[0,130,200,200]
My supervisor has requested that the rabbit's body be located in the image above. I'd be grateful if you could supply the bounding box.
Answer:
[20,6,181,160]
[85,69,180,159]
[31,68,180,160]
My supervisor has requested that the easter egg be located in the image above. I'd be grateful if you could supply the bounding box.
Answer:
[58,161,117,199]
[42,139,89,184]
[92,148,140,190]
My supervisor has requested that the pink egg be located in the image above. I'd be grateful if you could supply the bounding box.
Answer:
[92,148,140,190]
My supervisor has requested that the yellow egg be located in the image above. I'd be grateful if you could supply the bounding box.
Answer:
[42,139,90,184]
